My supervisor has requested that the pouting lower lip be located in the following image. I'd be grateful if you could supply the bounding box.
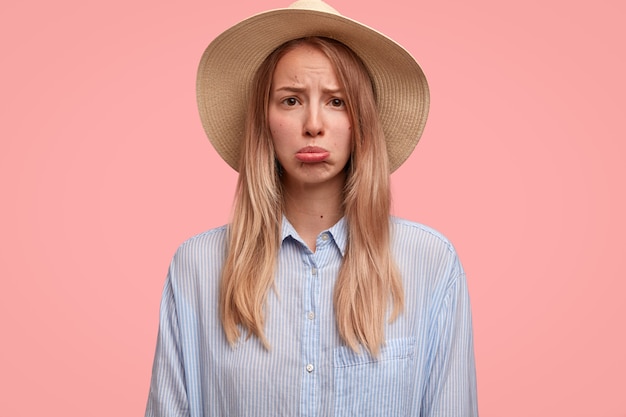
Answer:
[295,150,330,162]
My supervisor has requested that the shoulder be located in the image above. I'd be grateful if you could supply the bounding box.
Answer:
[177,224,228,250]
[170,224,229,268]
[390,216,463,277]
[160,226,229,311]
[390,216,457,256]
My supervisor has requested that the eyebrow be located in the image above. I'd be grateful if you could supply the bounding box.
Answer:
[273,86,343,94]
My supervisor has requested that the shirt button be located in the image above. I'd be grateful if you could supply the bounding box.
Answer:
[307,311,315,320]
[306,364,314,373]
[311,267,317,275]
[321,233,329,241]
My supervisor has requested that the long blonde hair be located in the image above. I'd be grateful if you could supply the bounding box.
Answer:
[220,37,403,355]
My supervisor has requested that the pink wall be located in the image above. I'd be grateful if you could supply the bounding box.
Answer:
[1,0,624,415]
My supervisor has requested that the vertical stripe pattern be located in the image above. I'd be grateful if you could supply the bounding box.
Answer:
[145,216,478,416]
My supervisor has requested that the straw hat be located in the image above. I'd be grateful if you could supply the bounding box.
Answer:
[196,0,429,172]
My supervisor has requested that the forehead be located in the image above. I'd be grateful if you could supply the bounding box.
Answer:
[272,44,338,82]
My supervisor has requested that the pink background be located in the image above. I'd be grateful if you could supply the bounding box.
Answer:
[1,0,624,415]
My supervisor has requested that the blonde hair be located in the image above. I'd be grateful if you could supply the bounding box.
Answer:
[220,37,403,355]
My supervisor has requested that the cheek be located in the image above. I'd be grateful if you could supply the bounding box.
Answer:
[268,113,288,138]
[268,117,287,156]
[343,123,352,146]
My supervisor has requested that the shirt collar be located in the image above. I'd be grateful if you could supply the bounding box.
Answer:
[281,215,347,256]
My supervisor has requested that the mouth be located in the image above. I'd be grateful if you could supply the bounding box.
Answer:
[295,146,330,163]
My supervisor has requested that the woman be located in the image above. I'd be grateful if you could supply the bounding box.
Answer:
[146,1,478,416]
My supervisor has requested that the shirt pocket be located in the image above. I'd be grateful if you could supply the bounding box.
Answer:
[334,337,416,417]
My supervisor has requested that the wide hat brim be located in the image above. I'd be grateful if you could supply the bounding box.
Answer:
[196,0,429,172]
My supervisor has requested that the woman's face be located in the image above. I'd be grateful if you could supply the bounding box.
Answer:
[268,44,352,190]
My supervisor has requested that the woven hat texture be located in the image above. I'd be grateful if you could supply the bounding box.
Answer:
[196,0,429,172]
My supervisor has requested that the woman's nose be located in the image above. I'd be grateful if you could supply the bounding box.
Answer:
[303,106,324,137]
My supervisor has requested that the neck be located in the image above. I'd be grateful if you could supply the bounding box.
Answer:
[282,176,345,251]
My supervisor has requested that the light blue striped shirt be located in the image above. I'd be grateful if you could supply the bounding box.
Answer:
[145,216,478,416]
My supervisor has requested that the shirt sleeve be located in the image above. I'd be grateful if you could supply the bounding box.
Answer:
[420,262,479,416]
[145,272,190,417]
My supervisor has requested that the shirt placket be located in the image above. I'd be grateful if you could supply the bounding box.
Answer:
[300,233,329,417]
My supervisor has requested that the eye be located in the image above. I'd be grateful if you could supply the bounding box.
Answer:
[282,97,299,106]
[330,98,345,108]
